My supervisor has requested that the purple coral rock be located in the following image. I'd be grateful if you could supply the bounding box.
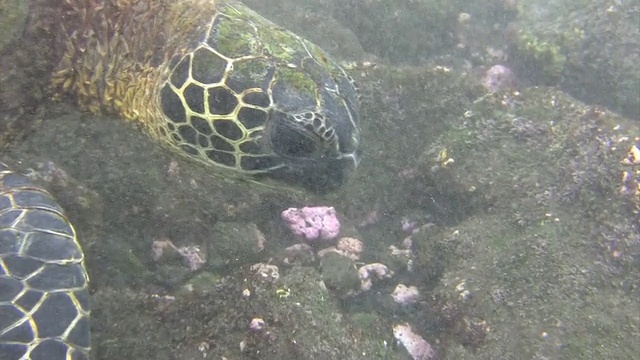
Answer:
[281,206,341,241]
[483,64,516,92]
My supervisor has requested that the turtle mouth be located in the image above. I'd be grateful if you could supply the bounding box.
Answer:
[262,156,356,194]
[264,109,359,193]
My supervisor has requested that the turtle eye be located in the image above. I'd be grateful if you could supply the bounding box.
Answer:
[269,110,319,158]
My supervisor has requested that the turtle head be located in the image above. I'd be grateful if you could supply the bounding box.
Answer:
[263,104,361,194]
[256,56,361,194]
[157,3,361,194]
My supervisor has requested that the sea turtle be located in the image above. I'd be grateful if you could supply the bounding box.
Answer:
[0,0,361,358]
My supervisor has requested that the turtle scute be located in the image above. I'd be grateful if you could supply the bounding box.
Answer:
[0,165,90,359]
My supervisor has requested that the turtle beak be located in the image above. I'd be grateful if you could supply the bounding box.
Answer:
[263,155,356,194]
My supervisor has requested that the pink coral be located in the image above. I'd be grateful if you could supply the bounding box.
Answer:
[336,237,364,260]
[281,206,341,241]
[317,237,364,261]
[401,217,419,232]
[393,323,438,360]
[358,263,393,291]
[482,64,516,92]
[249,318,266,331]
[151,237,206,271]
[392,284,421,305]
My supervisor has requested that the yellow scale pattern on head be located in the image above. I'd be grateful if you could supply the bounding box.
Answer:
[155,3,330,177]
[160,41,272,173]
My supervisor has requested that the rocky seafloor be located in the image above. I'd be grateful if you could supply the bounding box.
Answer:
[1,0,638,359]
